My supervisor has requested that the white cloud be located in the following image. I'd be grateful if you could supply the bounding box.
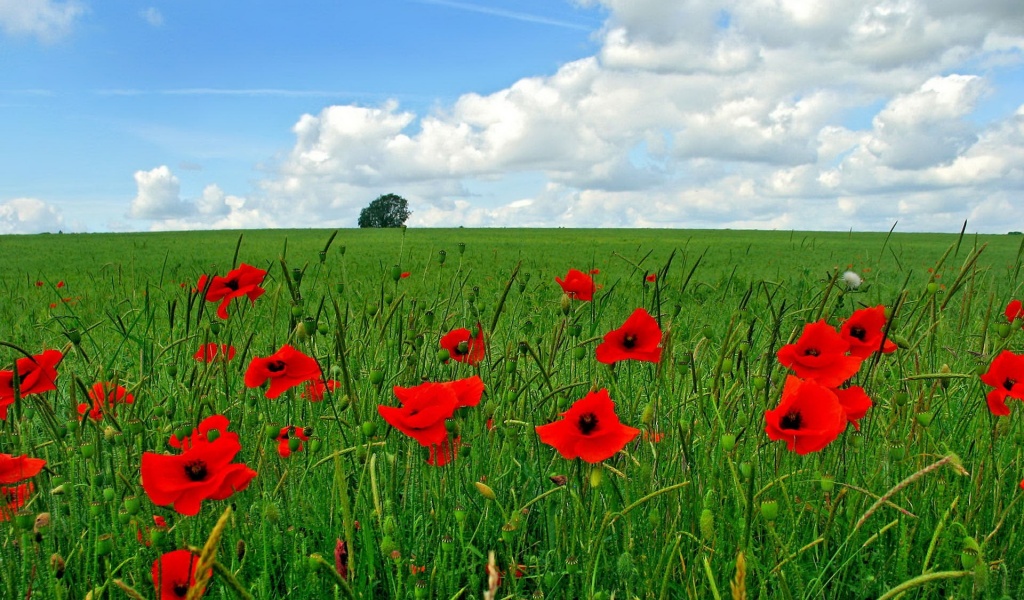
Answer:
[140,7,163,27]
[0,0,85,42]
[179,0,1024,232]
[0,198,64,234]
[126,166,276,230]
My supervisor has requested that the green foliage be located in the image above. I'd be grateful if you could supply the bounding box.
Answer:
[0,228,1023,598]
[357,193,410,228]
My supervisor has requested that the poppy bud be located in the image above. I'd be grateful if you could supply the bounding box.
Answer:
[80,444,95,459]
[739,461,752,479]
[335,282,345,295]
[926,282,939,294]
[288,437,302,452]
[518,341,529,355]
[263,501,281,523]
[720,433,736,452]
[124,496,141,515]
[916,411,934,427]
[318,250,327,264]
[339,245,346,256]
[383,515,397,535]
[699,508,715,541]
[317,322,330,336]
[560,294,571,315]
[501,522,516,543]
[369,369,384,385]
[888,444,905,462]
[437,250,447,265]
[474,481,496,501]
[760,500,779,522]
[67,329,82,345]
[303,317,317,336]
[565,555,580,574]
[572,346,586,360]
[436,348,451,363]
[237,539,246,561]
[961,536,981,569]
[616,551,634,579]
[819,475,835,493]
[14,510,33,529]
[454,505,467,526]
[414,580,429,599]
[589,465,604,488]
[938,364,952,389]
[95,534,114,557]
[361,421,377,437]
[379,535,398,555]
[210,320,222,335]
[441,534,455,552]
[457,242,466,255]
[167,364,178,378]
[291,304,304,318]
[292,267,303,285]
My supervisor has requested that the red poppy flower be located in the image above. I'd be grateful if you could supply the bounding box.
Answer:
[379,385,459,447]
[427,435,461,466]
[141,415,257,516]
[56,280,65,288]
[839,306,897,358]
[555,269,596,302]
[0,453,46,484]
[152,549,211,600]
[0,349,63,419]
[980,350,1024,416]
[595,308,663,364]
[275,425,311,458]
[197,263,267,320]
[194,343,236,362]
[244,344,321,399]
[401,272,411,279]
[535,388,640,463]
[777,321,862,387]
[34,281,43,287]
[302,378,341,401]
[834,386,872,430]
[0,483,34,522]
[645,273,657,283]
[1006,300,1024,323]
[764,376,847,455]
[440,324,486,366]
[78,382,135,421]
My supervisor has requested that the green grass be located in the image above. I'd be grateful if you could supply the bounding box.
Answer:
[1,227,1023,599]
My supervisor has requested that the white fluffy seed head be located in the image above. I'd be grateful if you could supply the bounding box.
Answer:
[842,270,863,290]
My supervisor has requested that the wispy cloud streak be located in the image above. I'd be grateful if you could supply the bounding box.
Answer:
[413,0,593,31]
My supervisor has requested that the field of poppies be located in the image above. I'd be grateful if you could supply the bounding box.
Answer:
[1,227,1023,599]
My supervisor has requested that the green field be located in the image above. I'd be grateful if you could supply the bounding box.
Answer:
[1,227,1023,599]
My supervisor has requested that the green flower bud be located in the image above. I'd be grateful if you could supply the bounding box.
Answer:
[760,500,779,522]
[720,433,737,452]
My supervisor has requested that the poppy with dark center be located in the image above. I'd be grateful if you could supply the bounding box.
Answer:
[244,344,322,399]
[302,378,341,401]
[839,306,897,358]
[645,273,657,283]
[535,388,640,463]
[141,415,257,516]
[595,308,663,364]
[379,376,485,452]
[196,263,267,320]
[78,382,135,421]
[555,269,596,302]
[1006,299,1024,323]
[980,350,1024,416]
[152,549,210,600]
[194,343,236,362]
[0,453,46,485]
[776,320,862,387]
[275,425,312,458]
[0,349,63,420]
[439,324,486,366]
[765,376,847,455]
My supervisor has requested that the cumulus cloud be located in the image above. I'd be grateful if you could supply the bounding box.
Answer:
[232,0,1024,231]
[126,166,274,230]
[0,0,85,42]
[0,198,64,234]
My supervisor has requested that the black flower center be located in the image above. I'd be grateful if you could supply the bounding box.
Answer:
[577,412,598,435]
[622,334,637,349]
[849,326,866,341]
[1004,377,1017,391]
[173,582,189,597]
[224,279,239,291]
[267,360,286,373]
[184,460,208,482]
[780,411,802,430]
[803,347,819,357]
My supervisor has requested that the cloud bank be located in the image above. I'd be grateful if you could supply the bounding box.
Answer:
[127,0,1024,232]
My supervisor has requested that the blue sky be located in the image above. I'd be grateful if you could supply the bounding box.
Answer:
[1,0,1022,233]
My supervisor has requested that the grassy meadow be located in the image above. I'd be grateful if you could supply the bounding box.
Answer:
[1,227,1023,599]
